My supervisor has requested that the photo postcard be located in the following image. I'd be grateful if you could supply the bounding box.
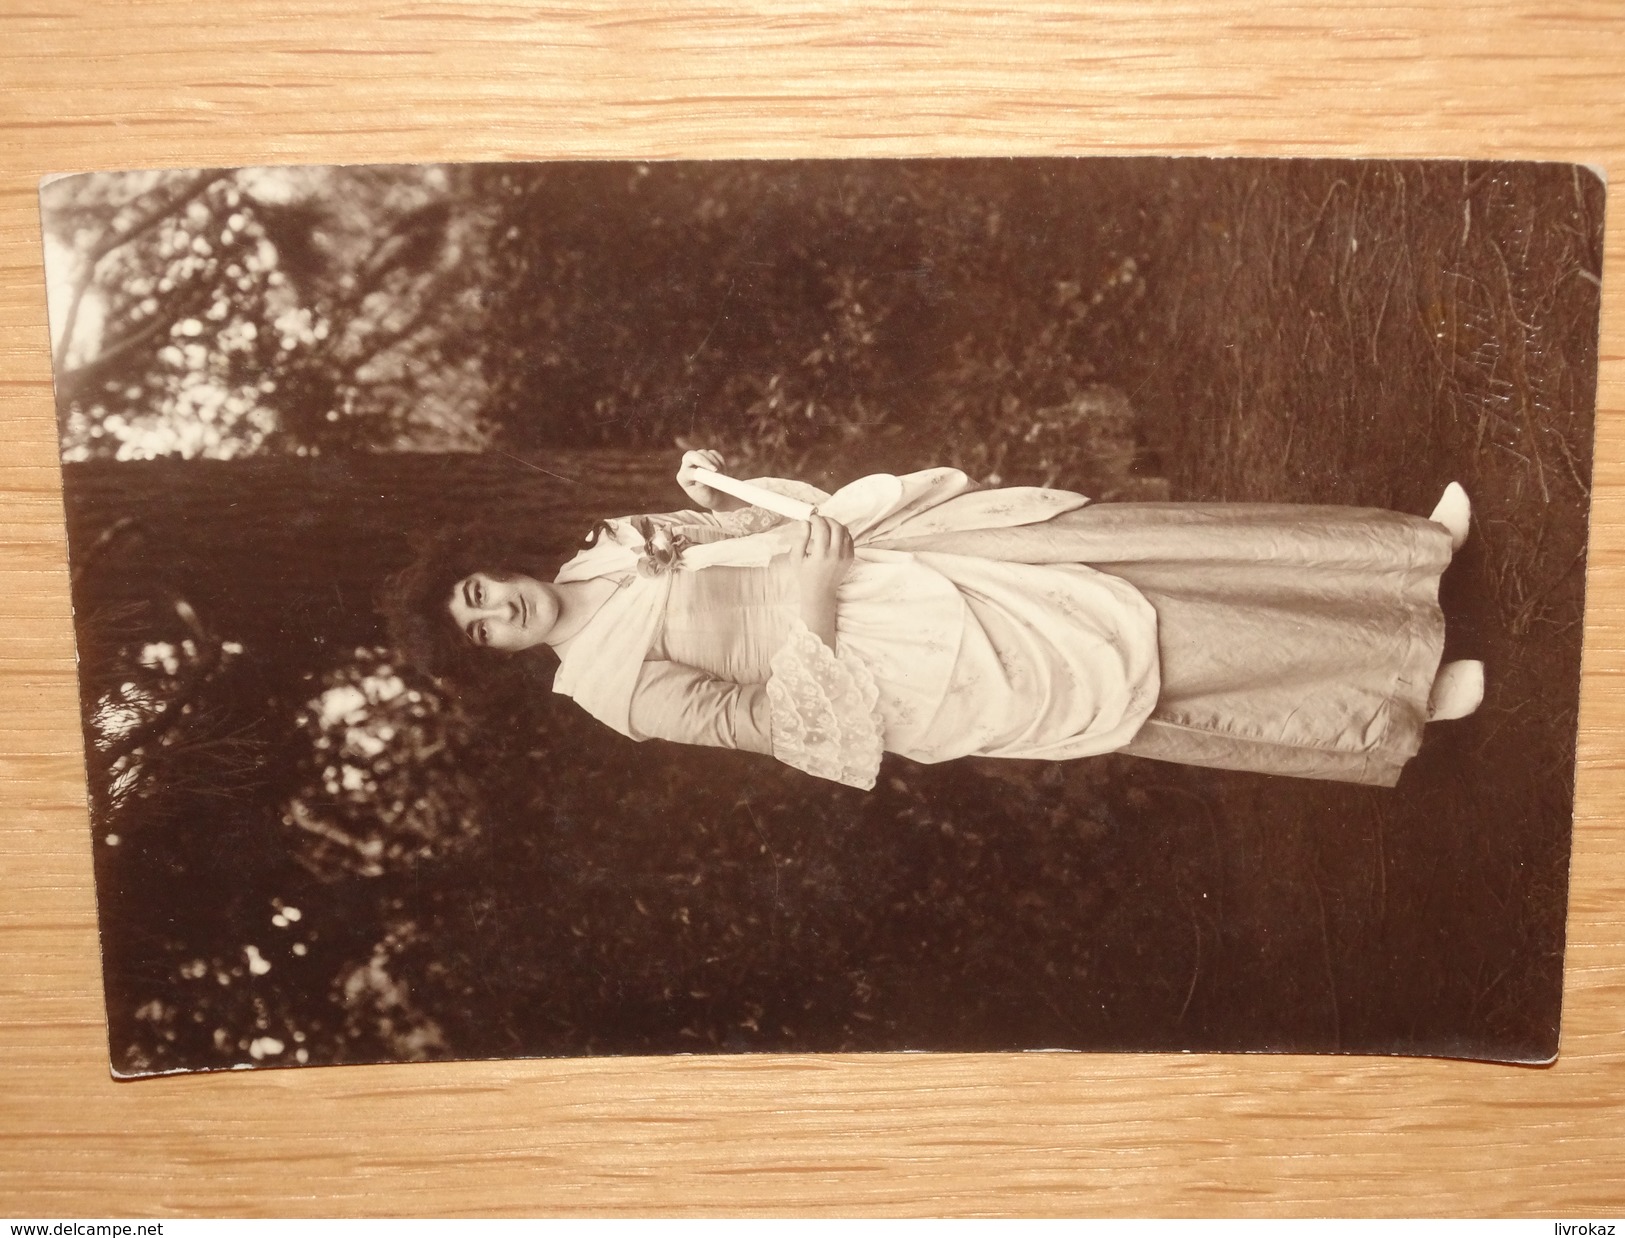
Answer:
[40,156,1604,1075]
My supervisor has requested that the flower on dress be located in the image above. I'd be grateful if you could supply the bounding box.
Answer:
[632,516,690,577]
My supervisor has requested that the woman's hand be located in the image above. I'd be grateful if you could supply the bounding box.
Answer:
[793,514,854,650]
[676,448,746,512]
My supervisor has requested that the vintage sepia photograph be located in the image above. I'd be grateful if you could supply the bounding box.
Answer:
[41,156,1602,1076]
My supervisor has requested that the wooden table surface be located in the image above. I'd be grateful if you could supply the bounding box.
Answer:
[3,0,1622,1218]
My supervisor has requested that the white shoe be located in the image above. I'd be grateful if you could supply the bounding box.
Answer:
[1427,659,1485,721]
[1430,482,1471,552]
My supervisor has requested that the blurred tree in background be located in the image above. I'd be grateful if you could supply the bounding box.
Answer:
[45,165,492,459]
[474,160,1164,495]
[46,160,1165,483]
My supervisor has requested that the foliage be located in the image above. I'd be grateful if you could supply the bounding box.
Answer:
[44,165,492,459]
[286,651,482,879]
[476,160,1163,495]
[46,160,1166,489]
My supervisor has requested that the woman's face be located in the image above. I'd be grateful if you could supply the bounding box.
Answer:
[447,571,558,652]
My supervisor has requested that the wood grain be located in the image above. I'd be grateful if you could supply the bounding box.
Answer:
[2,0,1622,1217]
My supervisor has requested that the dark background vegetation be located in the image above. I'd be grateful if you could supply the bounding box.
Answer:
[44,158,1602,1073]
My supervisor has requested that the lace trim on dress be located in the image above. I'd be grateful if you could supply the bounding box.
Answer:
[709,505,789,537]
[765,620,884,791]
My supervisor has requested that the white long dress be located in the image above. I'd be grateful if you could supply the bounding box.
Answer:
[548,470,1451,790]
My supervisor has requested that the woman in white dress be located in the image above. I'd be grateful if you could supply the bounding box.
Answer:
[391,450,1482,791]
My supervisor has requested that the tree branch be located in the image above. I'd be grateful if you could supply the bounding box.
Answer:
[70,516,143,586]
[92,598,221,773]
[341,273,457,380]
[91,169,234,267]
[54,170,233,372]
[55,238,244,407]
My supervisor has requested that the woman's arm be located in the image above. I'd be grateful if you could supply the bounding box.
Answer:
[675,448,748,512]
[627,643,881,790]
[792,514,854,651]
[627,661,774,754]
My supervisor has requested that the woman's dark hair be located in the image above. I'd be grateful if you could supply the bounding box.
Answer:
[381,521,609,693]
